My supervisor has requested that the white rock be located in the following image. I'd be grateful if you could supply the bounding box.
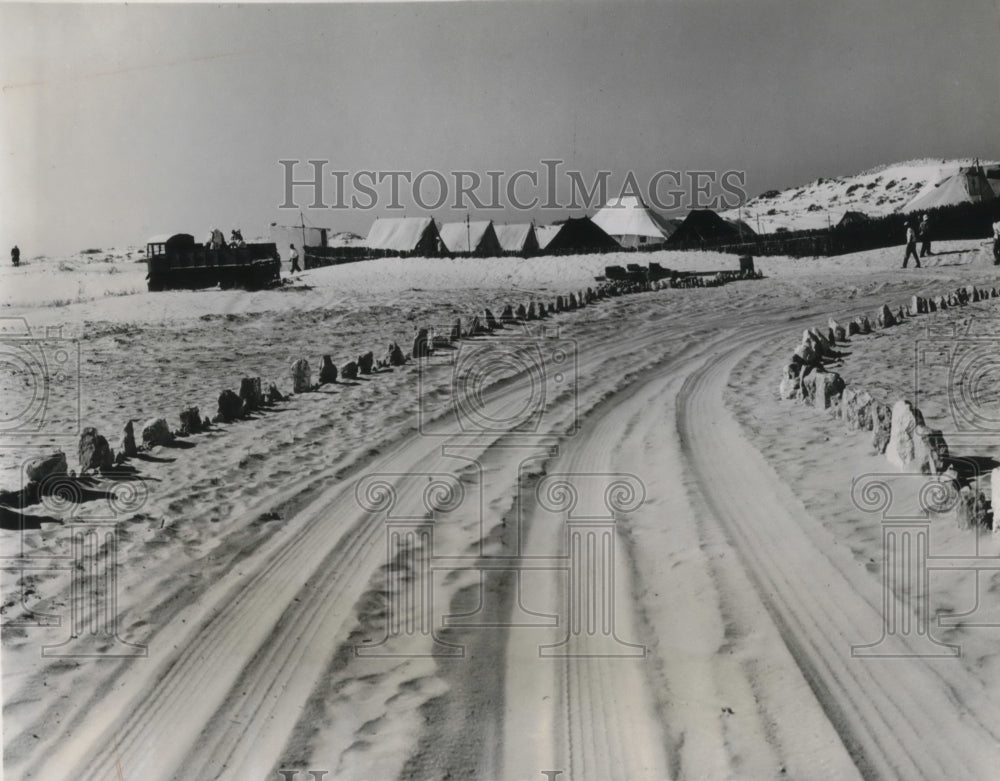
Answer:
[79,427,113,472]
[141,417,173,448]
[779,376,800,400]
[793,341,817,366]
[841,387,874,430]
[875,305,895,329]
[119,420,138,457]
[291,358,312,393]
[915,425,948,475]
[812,371,844,409]
[412,328,432,358]
[886,400,922,470]
[25,451,68,483]
[993,467,1000,533]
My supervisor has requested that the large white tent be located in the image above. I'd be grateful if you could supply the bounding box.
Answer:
[902,165,995,213]
[535,225,560,250]
[438,220,502,256]
[366,217,442,255]
[494,223,540,255]
[591,196,682,248]
[269,223,329,250]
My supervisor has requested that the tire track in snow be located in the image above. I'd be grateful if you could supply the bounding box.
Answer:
[504,324,862,780]
[21,306,690,780]
[676,326,1000,780]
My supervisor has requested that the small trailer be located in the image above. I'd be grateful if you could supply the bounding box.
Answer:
[604,264,657,283]
[598,258,759,284]
[145,234,281,292]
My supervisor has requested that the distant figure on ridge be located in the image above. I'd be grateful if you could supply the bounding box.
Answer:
[288,244,301,274]
[10,245,19,267]
[918,214,932,257]
[230,229,245,248]
[902,222,920,269]
[992,218,1000,265]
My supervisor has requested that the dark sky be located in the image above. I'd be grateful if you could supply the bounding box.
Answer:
[2,0,999,255]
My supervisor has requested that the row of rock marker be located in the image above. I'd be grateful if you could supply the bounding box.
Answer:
[15,264,764,511]
[779,283,1000,529]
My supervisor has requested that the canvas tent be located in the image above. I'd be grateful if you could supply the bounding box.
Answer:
[495,223,540,255]
[665,210,756,246]
[726,217,757,236]
[270,223,328,250]
[591,196,682,248]
[366,217,443,256]
[902,165,996,213]
[836,211,870,228]
[538,217,619,254]
[438,220,503,256]
[982,166,1000,197]
[535,225,561,250]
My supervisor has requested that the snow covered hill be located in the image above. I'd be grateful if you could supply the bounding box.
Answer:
[722,158,1000,234]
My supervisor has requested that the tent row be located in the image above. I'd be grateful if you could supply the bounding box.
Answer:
[361,196,757,257]
[365,217,522,256]
[366,216,626,257]
[284,166,999,259]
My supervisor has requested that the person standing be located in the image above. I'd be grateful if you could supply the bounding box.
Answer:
[918,214,932,257]
[10,245,19,267]
[288,244,301,274]
[992,218,1000,266]
[902,222,921,268]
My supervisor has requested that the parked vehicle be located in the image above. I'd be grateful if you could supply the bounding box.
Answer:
[145,233,281,291]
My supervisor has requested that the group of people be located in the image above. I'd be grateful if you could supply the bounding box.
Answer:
[203,228,305,275]
[199,228,306,278]
[206,228,247,250]
[202,228,307,277]
[902,214,933,268]
[904,214,1000,267]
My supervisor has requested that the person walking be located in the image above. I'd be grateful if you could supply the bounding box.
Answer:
[918,214,932,257]
[288,244,301,274]
[902,222,921,268]
[10,245,19,267]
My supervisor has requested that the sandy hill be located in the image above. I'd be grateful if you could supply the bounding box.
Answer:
[722,158,1000,234]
